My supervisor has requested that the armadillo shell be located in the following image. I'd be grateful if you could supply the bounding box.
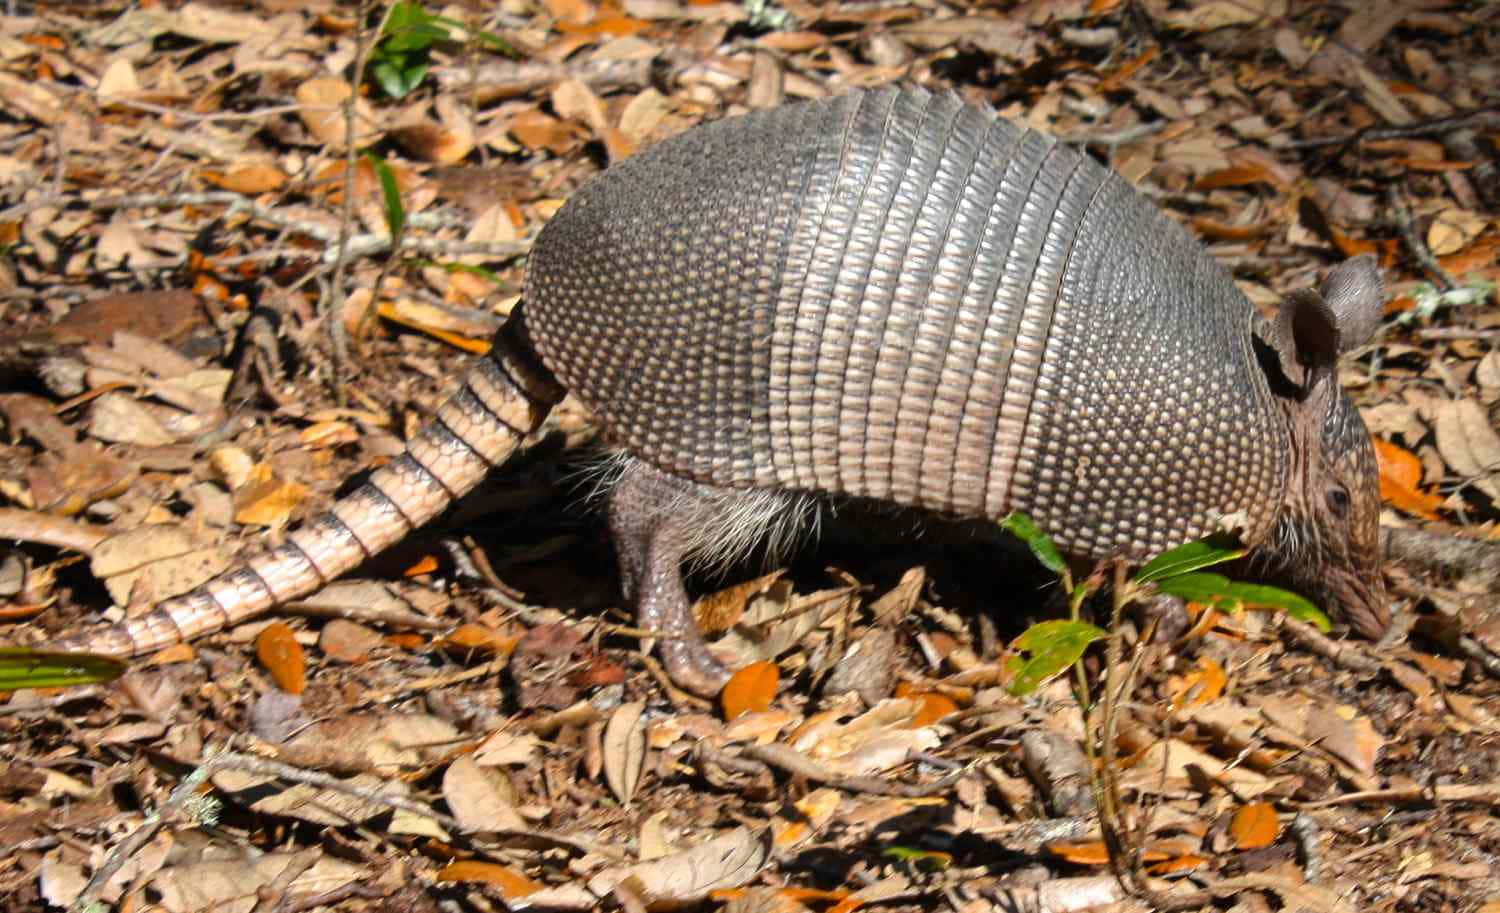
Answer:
[523,86,1284,560]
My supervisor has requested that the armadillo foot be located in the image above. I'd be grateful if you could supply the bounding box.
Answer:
[608,458,733,697]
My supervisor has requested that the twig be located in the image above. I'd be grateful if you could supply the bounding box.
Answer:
[1415,328,1500,343]
[1382,526,1500,590]
[1455,635,1500,680]
[1387,186,1457,291]
[72,746,222,912]
[1291,108,1500,149]
[1302,780,1500,808]
[326,0,388,404]
[1277,617,1381,674]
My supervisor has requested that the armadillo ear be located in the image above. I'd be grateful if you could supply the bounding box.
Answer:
[1272,289,1340,393]
[1320,254,1384,353]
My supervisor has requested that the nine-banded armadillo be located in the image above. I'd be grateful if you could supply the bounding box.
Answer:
[50,86,1389,696]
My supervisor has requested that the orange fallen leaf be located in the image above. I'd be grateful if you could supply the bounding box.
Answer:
[908,692,959,727]
[256,622,306,694]
[440,623,519,656]
[199,162,288,194]
[722,660,779,720]
[1373,437,1446,520]
[1097,45,1156,92]
[1169,654,1226,711]
[1194,163,1276,191]
[436,861,544,899]
[1146,853,1209,875]
[1230,802,1280,849]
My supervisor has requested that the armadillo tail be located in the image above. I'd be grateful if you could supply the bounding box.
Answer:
[51,316,565,657]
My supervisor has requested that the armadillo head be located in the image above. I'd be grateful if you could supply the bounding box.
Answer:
[1260,255,1389,638]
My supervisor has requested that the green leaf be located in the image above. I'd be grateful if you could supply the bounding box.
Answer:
[370,59,413,99]
[1155,572,1331,631]
[364,152,406,237]
[381,2,449,52]
[1006,619,1107,696]
[0,649,127,690]
[1000,512,1067,579]
[881,847,953,871]
[1134,534,1247,584]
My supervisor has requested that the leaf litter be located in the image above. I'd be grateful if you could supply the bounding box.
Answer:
[0,1,1497,912]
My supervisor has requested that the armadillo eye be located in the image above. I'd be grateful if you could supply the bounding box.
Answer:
[1327,486,1351,517]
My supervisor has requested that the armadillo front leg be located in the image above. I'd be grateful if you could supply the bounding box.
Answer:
[608,459,734,698]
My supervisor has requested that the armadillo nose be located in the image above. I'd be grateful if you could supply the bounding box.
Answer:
[1337,570,1390,639]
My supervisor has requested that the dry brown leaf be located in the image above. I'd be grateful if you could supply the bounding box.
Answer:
[200,161,289,194]
[234,473,309,528]
[603,700,648,806]
[318,619,382,664]
[1304,705,1382,778]
[148,851,362,913]
[442,755,526,832]
[509,109,583,154]
[50,291,204,347]
[1230,802,1280,849]
[95,57,139,99]
[868,566,924,623]
[296,76,373,149]
[256,621,307,695]
[87,393,177,446]
[390,122,474,165]
[552,78,609,135]
[696,571,786,635]
[91,525,230,607]
[1428,398,1500,501]
[1427,209,1490,256]
[572,828,770,906]
[722,660,779,721]
[1163,0,1288,31]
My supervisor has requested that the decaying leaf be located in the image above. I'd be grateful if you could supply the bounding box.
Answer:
[603,700,648,806]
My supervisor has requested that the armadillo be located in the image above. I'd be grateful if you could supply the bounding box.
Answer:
[50,86,1389,696]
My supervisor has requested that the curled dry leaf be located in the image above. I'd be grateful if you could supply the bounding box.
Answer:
[603,700,648,806]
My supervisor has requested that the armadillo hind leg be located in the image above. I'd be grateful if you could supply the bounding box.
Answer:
[605,457,814,697]
[49,315,565,657]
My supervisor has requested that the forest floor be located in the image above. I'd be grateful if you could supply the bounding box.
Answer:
[1,1,1499,911]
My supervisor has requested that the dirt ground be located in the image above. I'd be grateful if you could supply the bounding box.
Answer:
[1,1,1499,911]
